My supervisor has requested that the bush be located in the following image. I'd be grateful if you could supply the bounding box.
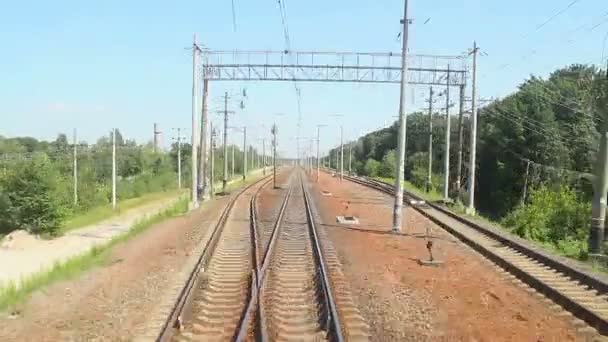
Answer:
[0,155,65,236]
[378,149,397,178]
[502,186,590,258]
[363,159,381,177]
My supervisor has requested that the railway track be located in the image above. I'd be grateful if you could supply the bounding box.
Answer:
[160,169,367,341]
[337,171,608,339]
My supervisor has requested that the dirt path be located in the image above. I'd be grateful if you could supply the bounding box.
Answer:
[309,171,587,341]
[0,194,184,288]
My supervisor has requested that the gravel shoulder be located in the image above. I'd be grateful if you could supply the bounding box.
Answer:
[0,191,233,341]
[309,171,585,341]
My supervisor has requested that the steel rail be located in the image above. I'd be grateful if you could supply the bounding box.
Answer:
[301,173,345,341]
[156,175,272,342]
[336,171,608,336]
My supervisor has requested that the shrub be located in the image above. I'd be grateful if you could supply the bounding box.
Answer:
[0,155,65,236]
[378,149,397,178]
[363,159,381,177]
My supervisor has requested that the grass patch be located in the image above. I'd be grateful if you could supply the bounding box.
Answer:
[373,176,443,202]
[0,196,189,312]
[60,189,184,234]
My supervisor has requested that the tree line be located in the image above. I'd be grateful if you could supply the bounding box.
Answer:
[328,64,608,259]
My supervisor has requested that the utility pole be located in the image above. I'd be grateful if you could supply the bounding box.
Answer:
[243,126,247,180]
[153,123,161,153]
[521,159,530,206]
[340,126,344,181]
[456,84,465,192]
[392,0,410,232]
[272,124,278,188]
[210,123,215,198]
[443,65,451,201]
[231,144,235,179]
[589,64,608,255]
[427,86,434,193]
[222,92,229,193]
[112,128,117,210]
[466,41,479,215]
[348,142,352,176]
[176,128,182,189]
[73,128,78,205]
[262,139,266,175]
[191,34,199,208]
[316,125,325,182]
[199,78,209,200]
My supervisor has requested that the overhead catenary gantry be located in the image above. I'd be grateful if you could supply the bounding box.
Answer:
[191,42,473,231]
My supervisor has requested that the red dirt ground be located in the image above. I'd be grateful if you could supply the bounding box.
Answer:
[308,171,586,341]
[0,192,236,341]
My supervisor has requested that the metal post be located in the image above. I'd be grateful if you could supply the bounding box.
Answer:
[443,65,451,201]
[223,92,228,193]
[340,126,344,181]
[392,0,410,232]
[199,78,209,200]
[466,41,479,214]
[456,84,465,192]
[243,126,247,180]
[427,86,434,193]
[112,128,117,210]
[191,34,199,208]
[73,128,78,206]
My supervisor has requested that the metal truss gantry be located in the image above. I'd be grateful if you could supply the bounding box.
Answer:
[200,50,468,86]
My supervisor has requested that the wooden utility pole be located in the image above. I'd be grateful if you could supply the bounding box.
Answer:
[456,84,465,192]
[427,86,434,193]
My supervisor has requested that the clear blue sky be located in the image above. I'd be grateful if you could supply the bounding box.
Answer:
[1,0,607,157]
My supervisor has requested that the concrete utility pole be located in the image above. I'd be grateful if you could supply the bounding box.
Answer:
[348,142,352,176]
[153,123,161,153]
[427,86,434,193]
[340,126,344,181]
[176,128,182,189]
[73,128,78,205]
[222,92,229,193]
[210,123,216,198]
[589,65,608,255]
[443,65,451,201]
[262,139,266,175]
[199,78,209,200]
[231,144,235,179]
[272,124,278,188]
[316,125,326,182]
[191,34,199,208]
[243,126,247,181]
[456,84,465,192]
[112,128,117,210]
[392,0,410,232]
[466,41,479,214]
[335,149,338,171]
